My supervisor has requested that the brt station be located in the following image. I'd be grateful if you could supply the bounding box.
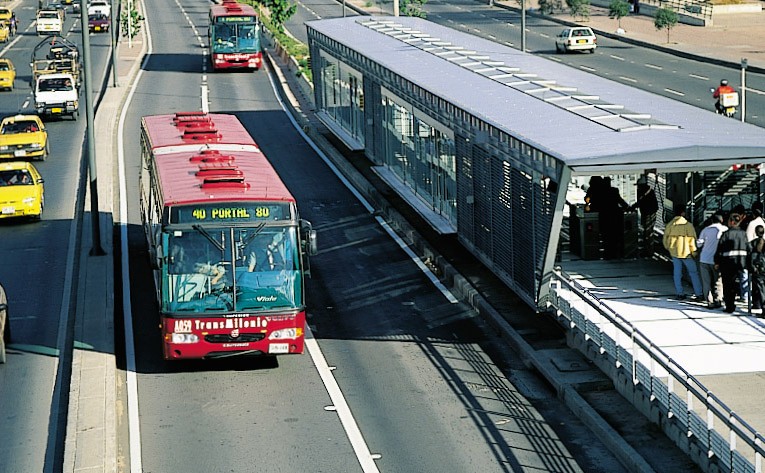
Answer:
[306,17,765,469]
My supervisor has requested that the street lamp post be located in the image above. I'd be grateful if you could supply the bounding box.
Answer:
[741,57,747,123]
[521,0,526,52]
[79,0,105,255]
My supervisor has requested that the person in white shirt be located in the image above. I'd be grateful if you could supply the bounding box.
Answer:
[746,205,765,242]
[697,213,727,308]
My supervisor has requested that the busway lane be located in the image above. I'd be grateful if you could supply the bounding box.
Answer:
[118,0,363,471]
[0,1,113,472]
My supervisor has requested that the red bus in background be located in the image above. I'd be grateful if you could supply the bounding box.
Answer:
[208,0,262,71]
[139,112,317,360]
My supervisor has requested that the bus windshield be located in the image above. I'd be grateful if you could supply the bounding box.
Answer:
[162,225,301,314]
[210,23,259,54]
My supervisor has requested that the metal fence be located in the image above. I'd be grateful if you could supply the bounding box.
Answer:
[547,268,765,472]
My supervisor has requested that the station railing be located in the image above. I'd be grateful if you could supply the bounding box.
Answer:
[547,267,764,472]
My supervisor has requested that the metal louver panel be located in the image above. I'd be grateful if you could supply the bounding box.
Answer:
[456,136,474,240]
[493,159,513,278]
[472,145,493,258]
[512,169,536,296]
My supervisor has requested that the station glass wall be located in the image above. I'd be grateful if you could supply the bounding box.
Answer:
[318,50,365,147]
[380,90,457,226]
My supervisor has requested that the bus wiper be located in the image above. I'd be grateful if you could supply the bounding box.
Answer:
[241,222,266,247]
[192,224,224,252]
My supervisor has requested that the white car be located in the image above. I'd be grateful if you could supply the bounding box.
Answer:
[87,0,110,17]
[555,27,597,53]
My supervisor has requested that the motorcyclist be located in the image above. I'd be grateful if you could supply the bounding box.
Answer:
[712,79,736,114]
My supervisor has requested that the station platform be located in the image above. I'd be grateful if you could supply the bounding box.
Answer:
[557,252,765,437]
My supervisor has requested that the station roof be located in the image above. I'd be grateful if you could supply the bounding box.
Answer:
[306,16,765,175]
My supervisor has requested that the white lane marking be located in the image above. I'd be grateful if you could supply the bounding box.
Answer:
[580,65,596,72]
[119,1,152,472]
[265,56,459,304]
[619,76,637,83]
[645,63,662,70]
[488,34,496,40]
[539,33,549,38]
[305,327,381,473]
[745,87,765,96]
[549,56,562,63]
[504,41,514,47]
[689,73,709,80]
[665,88,685,96]
[610,55,624,61]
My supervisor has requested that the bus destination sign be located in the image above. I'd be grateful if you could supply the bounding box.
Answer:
[171,203,291,224]
[216,15,256,23]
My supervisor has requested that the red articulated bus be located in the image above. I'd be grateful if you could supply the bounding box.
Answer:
[139,112,317,360]
[208,0,262,71]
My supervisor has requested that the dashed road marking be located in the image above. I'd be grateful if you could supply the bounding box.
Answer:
[645,63,662,70]
[665,88,685,96]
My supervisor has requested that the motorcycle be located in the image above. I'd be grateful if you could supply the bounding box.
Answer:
[711,87,739,118]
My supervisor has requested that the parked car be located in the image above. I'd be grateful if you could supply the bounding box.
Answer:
[88,13,109,33]
[555,27,597,53]
[0,282,9,363]
[0,58,16,91]
[0,161,45,221]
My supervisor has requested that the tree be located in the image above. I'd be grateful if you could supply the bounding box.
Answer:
[566,0,590,21]
[608,0,629,29]
[538,0,563,15]
[262,0,296,34]
[654,7,678,43]
[120,5,145,39]
[401,0,427,18]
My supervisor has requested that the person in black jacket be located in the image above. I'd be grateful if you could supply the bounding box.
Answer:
[716,213,750,313]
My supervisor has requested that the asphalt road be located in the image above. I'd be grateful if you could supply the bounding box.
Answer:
[0,1,112,471]
[114,0,647,471]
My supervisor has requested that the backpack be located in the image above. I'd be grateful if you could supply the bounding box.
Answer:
[751,246,765,275]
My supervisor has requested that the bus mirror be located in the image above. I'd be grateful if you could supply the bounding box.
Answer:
[308,230,317,256]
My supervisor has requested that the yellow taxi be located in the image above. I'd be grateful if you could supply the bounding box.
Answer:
[0,161,45,221]
[0,8,11,21]
[0,21,9,43]
[0,58,15,90]
[0,115,48,160]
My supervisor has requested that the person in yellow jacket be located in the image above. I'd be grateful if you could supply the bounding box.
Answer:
[663,205,703,300]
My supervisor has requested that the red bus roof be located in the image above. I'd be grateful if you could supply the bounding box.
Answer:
[209,1,258,19]
[141,112,295,207]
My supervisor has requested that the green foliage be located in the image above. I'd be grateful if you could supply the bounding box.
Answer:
[653,7,678,43]
[566,0,590,20]
[401,0,427,17]
[254,3,312,80]
[120,6,145,39]
[262,0,296,33]
[538,0,563,15]
[608,0,629,27]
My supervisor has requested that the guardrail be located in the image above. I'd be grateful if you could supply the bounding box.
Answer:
[547,267,764,472]
[643,0,713,20]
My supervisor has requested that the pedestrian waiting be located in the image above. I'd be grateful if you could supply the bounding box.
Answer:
[697,213,727,309]
[716,213,750,314]
[748,224,765,315]
[663,205,703,301]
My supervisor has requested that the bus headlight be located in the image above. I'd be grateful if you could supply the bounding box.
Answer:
[171,333,199,344]
[268,328,299,340]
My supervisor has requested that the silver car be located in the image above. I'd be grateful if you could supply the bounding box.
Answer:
[555,27,597,53]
